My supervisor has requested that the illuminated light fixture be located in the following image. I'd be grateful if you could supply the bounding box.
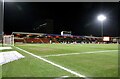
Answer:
[97,14,106,22]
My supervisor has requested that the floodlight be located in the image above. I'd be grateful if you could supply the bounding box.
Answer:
[97,14,106,21]
[97,14,107,37]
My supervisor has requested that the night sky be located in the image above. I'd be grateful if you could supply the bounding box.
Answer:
[4,2,118,37]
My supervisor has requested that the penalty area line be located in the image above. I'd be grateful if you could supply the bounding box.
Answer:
[43,50,118,57]
[14,46,88,79]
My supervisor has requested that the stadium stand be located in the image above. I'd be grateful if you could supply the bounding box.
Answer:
[11,32,119,44]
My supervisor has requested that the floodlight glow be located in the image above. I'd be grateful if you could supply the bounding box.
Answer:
[97,14,106,21]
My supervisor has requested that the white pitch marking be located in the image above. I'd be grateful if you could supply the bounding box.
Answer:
[0,47,12,50]
[43,50,118,57]
[14,46,87,78]
[54,76,69,79]
[0,51,25,65]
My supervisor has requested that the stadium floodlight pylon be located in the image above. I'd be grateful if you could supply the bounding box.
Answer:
[3,35,14,46]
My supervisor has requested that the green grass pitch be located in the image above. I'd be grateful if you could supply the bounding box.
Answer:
[2,44,118,77]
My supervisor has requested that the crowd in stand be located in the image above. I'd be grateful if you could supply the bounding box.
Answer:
[14,36,119,44]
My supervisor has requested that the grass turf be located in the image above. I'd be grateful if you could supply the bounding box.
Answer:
[2,44,118,77]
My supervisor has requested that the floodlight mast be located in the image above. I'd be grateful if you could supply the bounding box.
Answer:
[97,14,106,37]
